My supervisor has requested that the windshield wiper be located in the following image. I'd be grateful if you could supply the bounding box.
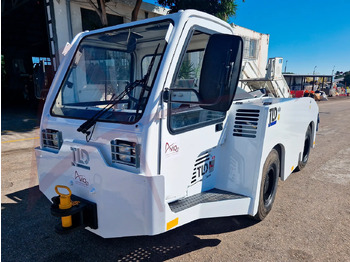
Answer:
[134,44,160,118]
[77,81,138,137]
[77,43,160,140]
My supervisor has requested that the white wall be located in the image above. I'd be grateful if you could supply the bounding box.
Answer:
[52,3,269,77]
[53,0,168,63]
[53,0,70,63]
[233,25,270,78]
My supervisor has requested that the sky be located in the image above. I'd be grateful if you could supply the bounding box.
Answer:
[144,0,350,75]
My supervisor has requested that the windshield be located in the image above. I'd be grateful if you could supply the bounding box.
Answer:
[51,20,172,124]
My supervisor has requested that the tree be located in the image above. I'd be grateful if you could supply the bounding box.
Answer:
[88,0,143,28]
[132,0,143,21]
[157,0,238,21]
[343,72,350,87]
[88,0,108,27]
[89,0,242,28]
[178,60,195,79]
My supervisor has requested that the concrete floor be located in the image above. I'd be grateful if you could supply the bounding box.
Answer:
[1,97,350,262]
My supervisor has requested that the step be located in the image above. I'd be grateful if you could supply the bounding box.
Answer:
[169,188,246,213]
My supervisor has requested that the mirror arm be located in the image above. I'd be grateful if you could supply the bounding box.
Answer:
[164,88,202,104]
[170,88,201,98]
[163,88,220,106]
[225,61,235,88]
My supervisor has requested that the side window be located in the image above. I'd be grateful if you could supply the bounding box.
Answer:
[169,30,225,133]
[243,38,258,59]
[141,55,161,83]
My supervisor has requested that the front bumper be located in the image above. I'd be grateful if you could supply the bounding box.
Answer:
[35,142,165,238]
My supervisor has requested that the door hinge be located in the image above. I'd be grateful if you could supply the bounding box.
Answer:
[157,105,167,120]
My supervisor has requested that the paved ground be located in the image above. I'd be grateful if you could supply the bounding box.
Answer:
[1,97,350,262]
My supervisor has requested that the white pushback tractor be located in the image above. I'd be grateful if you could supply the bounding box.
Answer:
[36,10,319,238]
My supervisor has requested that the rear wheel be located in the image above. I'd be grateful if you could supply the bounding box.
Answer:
[254,149,280,221]
[295,126,312,172]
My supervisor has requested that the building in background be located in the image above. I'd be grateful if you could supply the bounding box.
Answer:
[233,25,269,79]
[1,0,167,104]
[2,1,270,104]
[283,74,333,93]
[53,0,168,66]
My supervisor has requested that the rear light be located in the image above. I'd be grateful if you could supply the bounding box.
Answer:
[111,140,140,167]
[42,129,63,150]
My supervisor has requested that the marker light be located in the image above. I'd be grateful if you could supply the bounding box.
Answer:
[42,129,63,151]
[111,140,140,167]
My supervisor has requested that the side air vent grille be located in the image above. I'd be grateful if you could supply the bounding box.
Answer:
[233,109,260,138]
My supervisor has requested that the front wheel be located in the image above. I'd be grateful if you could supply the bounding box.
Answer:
[254,149,280,221]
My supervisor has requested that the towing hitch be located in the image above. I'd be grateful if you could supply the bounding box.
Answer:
[51,185,98,234]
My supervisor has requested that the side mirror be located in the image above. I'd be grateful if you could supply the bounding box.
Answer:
[199,34,243,112]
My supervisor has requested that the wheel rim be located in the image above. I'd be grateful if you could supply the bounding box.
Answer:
[263,166,276,206]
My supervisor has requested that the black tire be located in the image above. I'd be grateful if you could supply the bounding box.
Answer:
[295,126,312,172]
[254,149,280,221]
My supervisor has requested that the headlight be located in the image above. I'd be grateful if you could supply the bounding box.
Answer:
[42,129,63,150]
[111,139,140,167]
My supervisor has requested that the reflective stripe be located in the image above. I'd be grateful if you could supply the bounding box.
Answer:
[166,217,179,230]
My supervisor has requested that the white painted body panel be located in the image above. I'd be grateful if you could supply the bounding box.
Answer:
[36,10,319,238]
[36,142,165,238]
[216,97,318,215]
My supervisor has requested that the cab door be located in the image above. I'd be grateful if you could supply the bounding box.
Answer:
[160,22,231,203]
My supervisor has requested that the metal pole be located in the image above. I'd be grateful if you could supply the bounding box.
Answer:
[284,60,288,73]
[313,66,317,75]
[66,0,73,41]
[322,76,325,89]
